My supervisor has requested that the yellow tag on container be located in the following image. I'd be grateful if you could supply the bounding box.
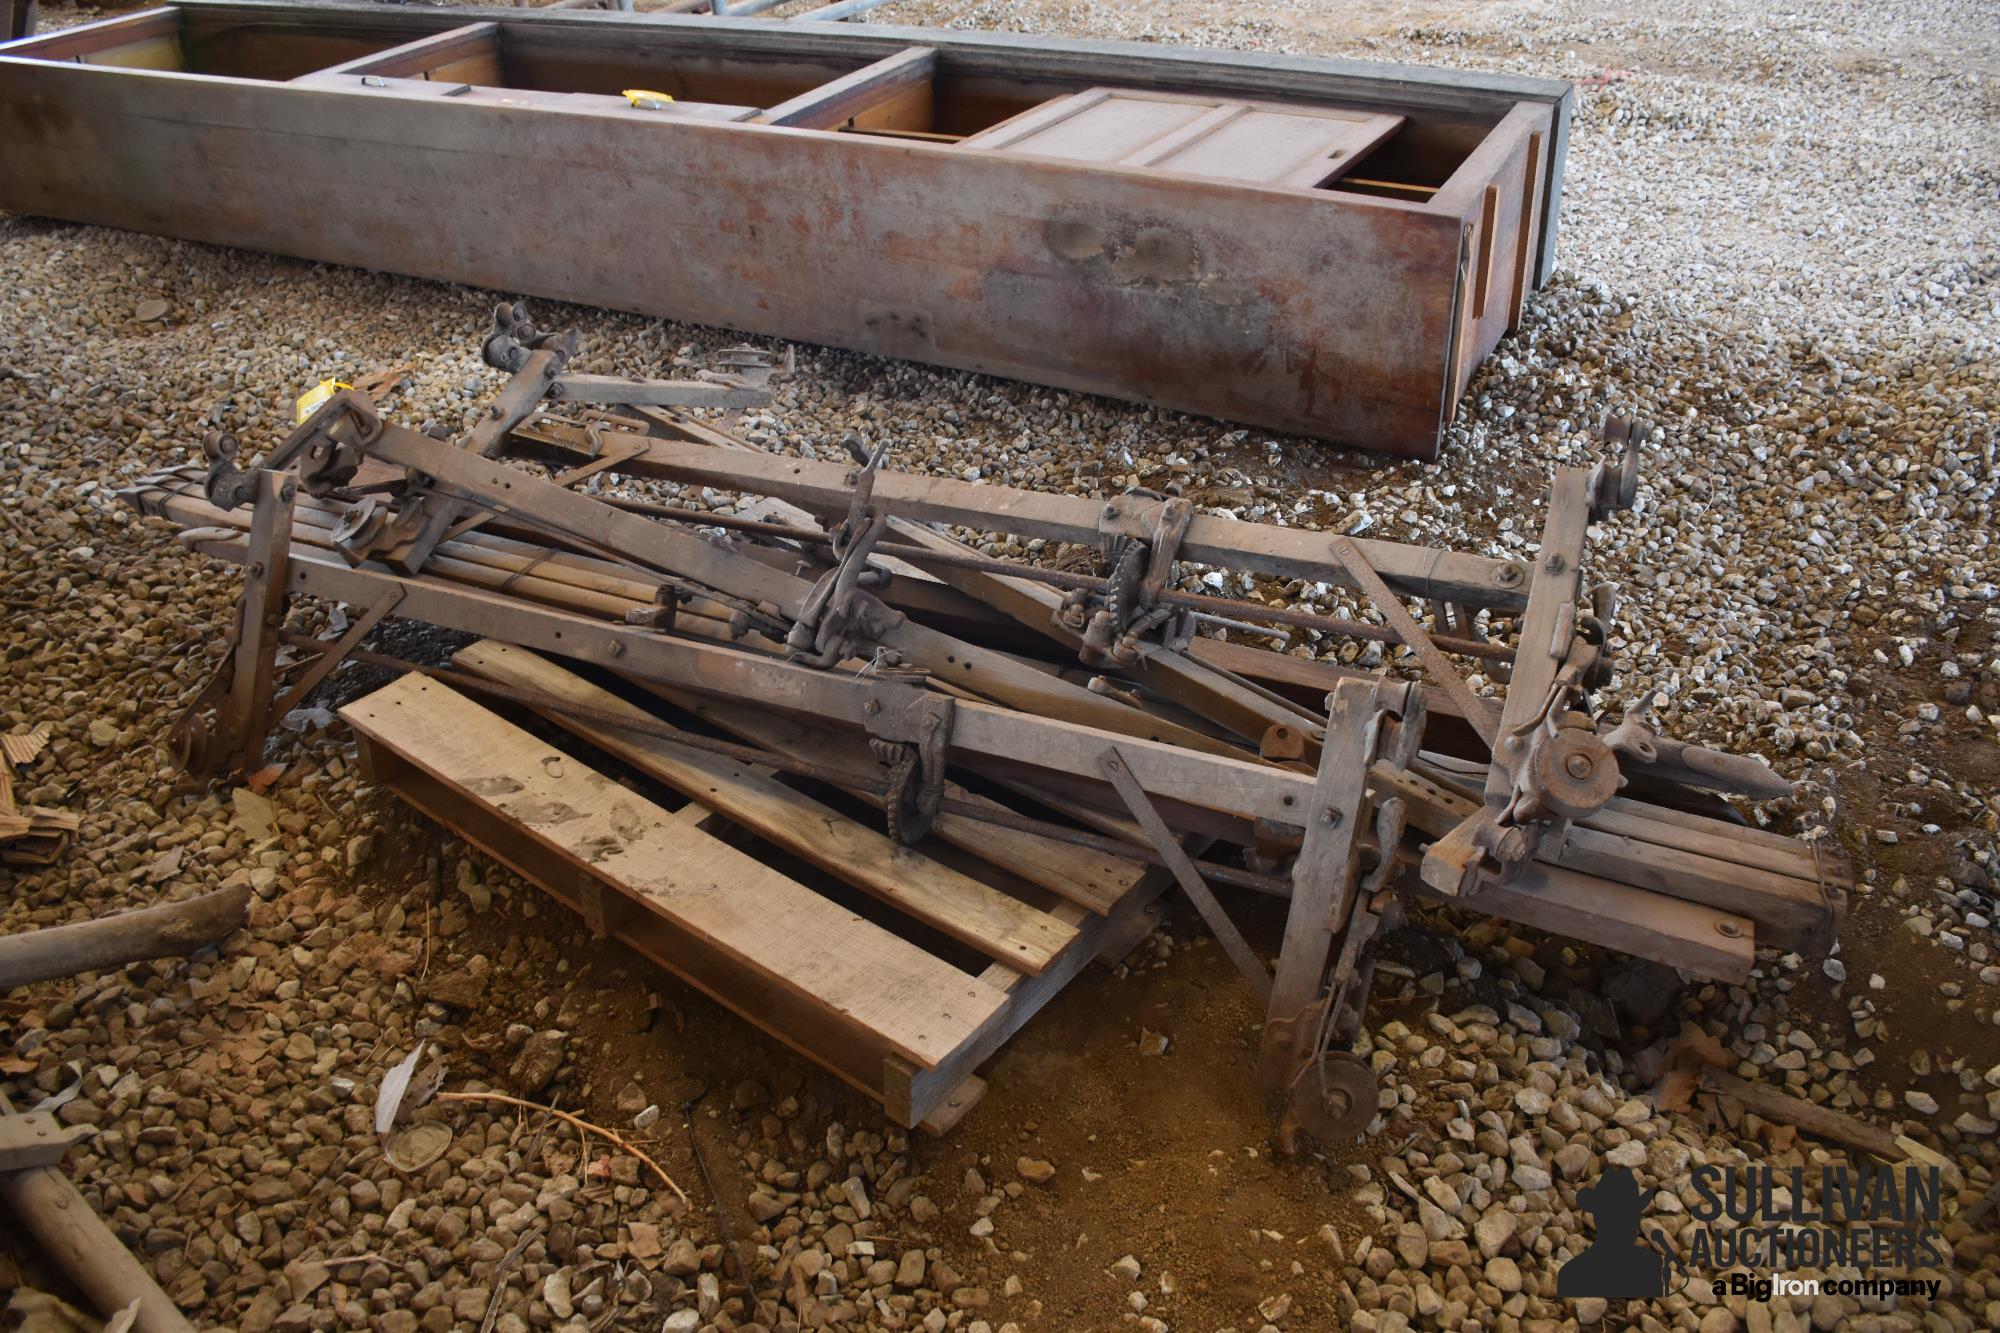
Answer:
[623,89,676,109]
[295,379,352,423]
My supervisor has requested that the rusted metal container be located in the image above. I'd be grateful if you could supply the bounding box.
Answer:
[0,2,1571,456]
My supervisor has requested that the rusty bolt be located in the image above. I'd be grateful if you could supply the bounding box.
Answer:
[1494,563,1525,589]
[1103,504,1119,519]
[606,641,625,659]
[1546,554,1567,575]
[248,562,265,578]
[863,699,881,716]
[1715,919,1743,938]
[1322,807,1343,828]
[1564,753,1595,780]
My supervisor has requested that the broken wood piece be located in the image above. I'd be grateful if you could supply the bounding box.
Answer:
[0,805,81,868]
[0,1110,95,1172]
[0,1092,196,1333]
[1696,1066,1903,1161]
[0,885,252,992]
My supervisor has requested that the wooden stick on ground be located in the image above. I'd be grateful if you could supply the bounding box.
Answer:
[1698,1066,1904,1161]
[0,1092,196,1333]
[0,885,252,992]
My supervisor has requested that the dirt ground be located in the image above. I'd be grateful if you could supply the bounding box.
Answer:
[2,1,1997,1332]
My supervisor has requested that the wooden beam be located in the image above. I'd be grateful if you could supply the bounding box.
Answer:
[1261,678,1384,1076]
[627,675,1145,917]
[451,640,1079,974]
[505,423,1535,610]
[1410,861,1755,985]
[757,46,934,129]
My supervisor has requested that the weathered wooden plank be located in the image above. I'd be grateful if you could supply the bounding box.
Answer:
[1382,758,1835,956]
[355,733,902,1103]
[1263,679,1383,1058]
[506,427,1534,608]
[1409,861,1754,985]
[756,45,933,128]
[451,639,1080,974]
[1551,824,1836,957]
[1481,466,1591,808]
[340,673,1011,1069]
[628,676,1144,917]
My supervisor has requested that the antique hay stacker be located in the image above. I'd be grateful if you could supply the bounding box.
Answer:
[1,1,1571,457]
[121,309,1848,1135]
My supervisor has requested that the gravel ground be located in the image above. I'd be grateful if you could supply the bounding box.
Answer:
[1,1,1997,1331]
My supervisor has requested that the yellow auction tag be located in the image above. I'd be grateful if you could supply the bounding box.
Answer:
[295,379,352,423]
[622,89,676,109]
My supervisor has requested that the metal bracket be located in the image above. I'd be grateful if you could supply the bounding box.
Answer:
[788,439,900,667]
[170,483,402,783]
[1059,492,1194,669]
[863,691,954,845]
[0,1111,95,1172]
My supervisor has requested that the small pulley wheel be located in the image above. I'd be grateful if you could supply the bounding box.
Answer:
[1289,1050,1378,1144]
[1526,725,1620,820]
[332,497,387,546]
[171,713,212,776]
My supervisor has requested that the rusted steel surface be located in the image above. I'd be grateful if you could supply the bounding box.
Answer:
[0,3,1570,457]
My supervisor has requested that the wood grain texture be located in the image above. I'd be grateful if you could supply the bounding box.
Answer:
[629,676,1144,917]
[340,673,1009,1069]
[450,639,1079,974]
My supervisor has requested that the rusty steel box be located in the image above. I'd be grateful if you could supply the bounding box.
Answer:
[0,2,1571,456]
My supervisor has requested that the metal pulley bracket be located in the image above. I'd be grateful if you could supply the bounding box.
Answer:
[1059,492,1194,669]
[788,439,902,668]
[268,389,385,496]
[200,431,257,511]
[481,301,578,376]
[862,691,954,845]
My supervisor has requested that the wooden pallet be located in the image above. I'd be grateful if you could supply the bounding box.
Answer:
[339,644,1170,1131]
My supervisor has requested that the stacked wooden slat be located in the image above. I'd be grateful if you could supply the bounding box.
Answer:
[341,654,1167,1130]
